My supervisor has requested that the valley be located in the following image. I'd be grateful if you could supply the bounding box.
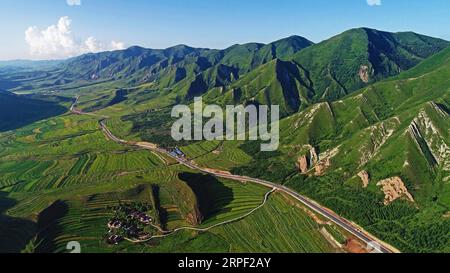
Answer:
[0,27,449,253]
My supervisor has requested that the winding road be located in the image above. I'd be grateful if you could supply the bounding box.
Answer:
[125,189,276,243]
[72,100,399,253]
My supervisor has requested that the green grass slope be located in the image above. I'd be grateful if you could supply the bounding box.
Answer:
[229,46,450,252]
[291,28,449,101]
[0,110,338,253]
[202,28,448,116]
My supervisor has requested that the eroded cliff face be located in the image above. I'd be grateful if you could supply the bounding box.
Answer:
[310,147,319,166]
[315,158,331,176]
[297,155,309,173]
[358,118,400,167]
[377,177,415,205]
[409,103,450,181]
[297,146,338,176]
[297,146,319,174]
[359,65,371,83]
[358,170,370,188]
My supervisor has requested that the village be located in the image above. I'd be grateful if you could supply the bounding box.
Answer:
[105,202,156,245]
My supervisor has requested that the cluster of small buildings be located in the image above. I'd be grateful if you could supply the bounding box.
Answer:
[129,210,153,225]
[108,219,123,229]
[169,147,186,158]
[105,204,154,245]
[106,234,123,245]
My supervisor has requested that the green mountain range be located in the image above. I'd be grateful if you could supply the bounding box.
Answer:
[0,27,449,253]
[233,45,450,252]
[205,28,449,115]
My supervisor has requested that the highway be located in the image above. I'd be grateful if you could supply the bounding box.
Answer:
[73,102,398,253]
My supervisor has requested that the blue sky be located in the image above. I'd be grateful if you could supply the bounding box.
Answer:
[0,0,449,60]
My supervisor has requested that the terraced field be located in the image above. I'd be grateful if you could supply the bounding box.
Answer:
[1,168,337,253]
[0,90,342,253]
[33,186,156,253]
[199,180,269,226]
[179,140,253,170]
[194,142,253,170]
[212,192,333,253]
[0,112,170,192]
[85,150,165,176]
[180,141,222,159]
[104,118,137,141]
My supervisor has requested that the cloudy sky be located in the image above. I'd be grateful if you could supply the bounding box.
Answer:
[0,0,449,60]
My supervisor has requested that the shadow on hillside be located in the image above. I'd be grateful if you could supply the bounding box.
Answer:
[34,200,69,253]
[107,89,128,107]
[0,192,37,253]
[436,103,450,115]
[0,79,21,90]
[0,91,68,133]
[178,172,234,222]
[151,185,169,230]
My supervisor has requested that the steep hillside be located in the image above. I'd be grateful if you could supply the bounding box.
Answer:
[207,36,314,74]
[202,28,449,116]
[204,59,313,115]
[231,46,450,252]
[291,28,449,101]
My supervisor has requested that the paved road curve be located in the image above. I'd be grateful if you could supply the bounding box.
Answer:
[72,102,398,253]
[125,189,276,244]
[99,121,397,254]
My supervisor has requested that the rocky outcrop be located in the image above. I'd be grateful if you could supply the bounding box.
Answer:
[315,158,331,176]
[359,65,370,83]
[359,120,398,167]
[377,177,415,205]
[310,147,319,166]
[358,170,370,188]
[296,146,339,176]
[297,146,319,174]
[297,155,309,173]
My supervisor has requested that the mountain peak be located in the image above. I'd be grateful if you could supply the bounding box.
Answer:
[167,44,195,50]
[123,45,148,55]
[272,35,314,45]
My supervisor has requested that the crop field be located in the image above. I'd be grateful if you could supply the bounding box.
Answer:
[180,141,221,158]
[1,163,337,253]
[176,140,253,171]
[85,150,165,176]
[67,154,92,176]
[193,141,253,170]
[31,185,159,253]
[0,110,176,197]
[103,118,137,141]
[0,91,339,254]
[212,192,334,253]
[199,180,269,226]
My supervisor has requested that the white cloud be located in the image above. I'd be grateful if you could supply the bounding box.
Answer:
[367,0,382,6]
[25,16,125,59]
[67,0,81,6]
[111,41,125,50]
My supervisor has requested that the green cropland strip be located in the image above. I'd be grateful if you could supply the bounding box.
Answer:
[0,29,449,254]
[0,112,337,253]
